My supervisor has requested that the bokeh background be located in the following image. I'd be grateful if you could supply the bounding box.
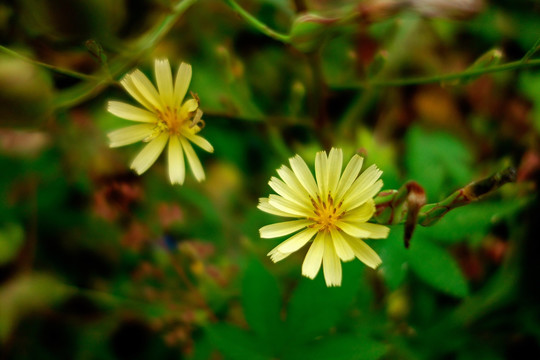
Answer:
[0,0,539,359]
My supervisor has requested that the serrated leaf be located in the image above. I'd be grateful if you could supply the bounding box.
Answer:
[242,259,282,341]
[408,237,469,298]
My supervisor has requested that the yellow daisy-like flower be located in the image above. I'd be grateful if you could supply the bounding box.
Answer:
[258,148,390,287]
[107,59,213,185]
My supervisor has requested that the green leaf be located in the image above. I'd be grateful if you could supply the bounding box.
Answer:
[242,259,282,342]
[285,335,388,360]
[285,262,362,342]
[408,237,469,298]
[0,223,24,265]
[373,228,408,290]
[405,126,473,201]
[205,324,271,360]
[0,274,69,341]
[420,200,525,244]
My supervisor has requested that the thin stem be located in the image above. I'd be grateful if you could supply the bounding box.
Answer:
[222,0,291,43]
[0,45,98,81]
[53,0,199,109]
[334,58,540,89]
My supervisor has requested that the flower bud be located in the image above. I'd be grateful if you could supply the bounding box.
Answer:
[289,14,335,53]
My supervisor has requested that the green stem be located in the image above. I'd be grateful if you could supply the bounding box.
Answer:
[0,45,98,81]
[222,0,291,43]
[335,58,540,89]
[52,0,198,109]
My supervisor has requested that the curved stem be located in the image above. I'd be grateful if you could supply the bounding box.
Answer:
[0,45,98,81]
[222,0,291,43]
[334,58,540,89]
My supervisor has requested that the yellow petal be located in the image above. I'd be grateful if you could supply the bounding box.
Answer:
[275,227,318,253]
[302,232,325,279]
[338,220,389,239]
[258,198,299,218]
[268,194,313,217]
[108,124,154,148]
[330,229,355,261]
[120,75,155,111]
[107,101,156,123]
[341,179,383,211]
[267,248,293,263]
[130,69,163,111]
[168,135,185,185]
[340,200,375,223]
[174,62,192,108]
[259,219,312,238]
[268,177,311,209]
[130,132,168,174]
[323,234,342,287]
[315,150,329,195]
[344,235,382,269]
[334,155,364,202]
[155,58,174,106]
[183,131,214,153]
[276,165,309,198]
[289,155,318,199]
[327,148,343,195]
[180,137,205,182]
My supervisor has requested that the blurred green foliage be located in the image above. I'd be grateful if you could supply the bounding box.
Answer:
[0,0,539,359]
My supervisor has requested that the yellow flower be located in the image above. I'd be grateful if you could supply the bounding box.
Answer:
[258,148,389,287]
[107,59,213,185]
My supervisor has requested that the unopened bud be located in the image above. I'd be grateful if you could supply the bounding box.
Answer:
[289,14,336,53]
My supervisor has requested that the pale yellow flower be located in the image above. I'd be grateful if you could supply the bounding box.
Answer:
[107,59,213,185]
[258,148,389,287]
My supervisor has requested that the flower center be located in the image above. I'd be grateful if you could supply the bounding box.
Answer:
[156,106,185,135]
[311,193,344,232]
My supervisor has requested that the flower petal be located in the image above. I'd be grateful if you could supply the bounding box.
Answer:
[323,234,342,287]
[275,227,318,253]
[340,200,375,223]
[268,194,313,217]
[334,154,364,202]
[155,58,174,106]
[339,221,389,239]
[183,131,214,153]
[315,150,328,195]
[168,135,185,185]
[327,148,343,195]
[107,101,156,123]
[276,165,309,198]
[268,177,311,209]
[302,232,325,279]
[174,62,192,108]
[268,248,293,263]
[259,219,312,238]
[129,69,163,111]
[108,124,155,148]
[130,132,168,174]
[120,75,155,111]
[330,229,355,261]
[343,235,382,269]
[180,137,205,182]
[341,179,383,211]
[289,155,319,199]
[258,198,299,218]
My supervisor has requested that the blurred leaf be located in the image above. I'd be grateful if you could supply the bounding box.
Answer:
[242,259,282,342]
[0,223,24,265]
[408,237,469,298]
[286,262,362,342]
[206,324,271,360]
[405,126,473,201]
[374,228,408,290]
[419,199,525,244]
[0,274,69,341]
[285,335,388,360]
